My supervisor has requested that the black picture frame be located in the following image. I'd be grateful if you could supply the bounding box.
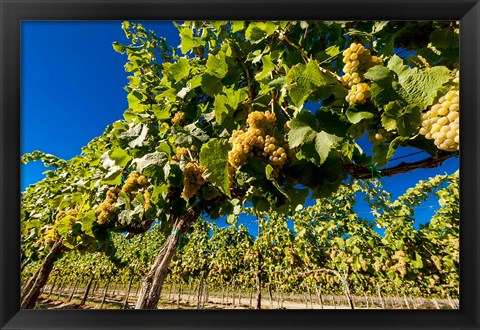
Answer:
[1,0,479,329]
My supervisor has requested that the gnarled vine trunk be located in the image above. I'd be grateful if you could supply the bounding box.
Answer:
[21,240,65,309]
[135,209,198,309]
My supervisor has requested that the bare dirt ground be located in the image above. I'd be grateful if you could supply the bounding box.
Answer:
[38,287,457,310]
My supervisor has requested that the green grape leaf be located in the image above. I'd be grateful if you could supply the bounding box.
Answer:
[370,81,402,109]
[102,166,123,185]
[128,124,149,148]
[151,105,171,121]
[255,54,274,80]
[387,136,408,160]
[201,185,223,200]
[231,21,245,33]
[252,195,270,212]
[206,51,228,78]
[201,73,223,97]
[396,105,422,136]
[245,22,276,43]
[127,91,147,113]
[174,124,209,147]
[325,45,340,57]
[133,151,169,182]
[372,136,408,167]
[381,101,402,131]
[109,147,132,168]
[388,55,451,108]
[169,58,191,82]
[345,104,375,124]
[80,210,96,237]
[372,143,389,167]
[112,42,126,54]
[430,28,459,50]
[275,187,309,213]
[412,252,424,269]
[199,138,230,196]
[56,216,73,239]
[364,65,393,82]
[288,110,342,165]
[214,87,248,125]
[286,60,339,107]
[267,76,286,88]
[179,26,204,54]
[265,164,274,180]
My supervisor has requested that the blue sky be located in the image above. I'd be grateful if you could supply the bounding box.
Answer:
[21,21,459,235]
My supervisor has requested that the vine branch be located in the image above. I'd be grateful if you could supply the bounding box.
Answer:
[346,151,455,180]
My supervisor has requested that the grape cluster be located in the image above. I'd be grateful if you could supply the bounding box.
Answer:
[453,69,459,84]
[367,128,390,144]
[345,82,372,105]
[431,255,443,272]
[44,209,78,245]
[96,172,150,224]
[228,111,288,178]
[359,257,368,272]
[144,190,151,211]
[391,250,407,277]
[172,145,197,162]
[419,89,459,152]
[182,162,206,199]
[428,274,441,286]
[171,111,186,125]
[96,186,121,224]
[338,250,354,264]
[43,229,56,245]
[122,172,149,198]
[246,110,276,131]
[341,43,383,87]
[374,261,384,272]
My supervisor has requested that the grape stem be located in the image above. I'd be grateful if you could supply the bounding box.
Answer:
[187,149,194,162]
[270,91,291,120]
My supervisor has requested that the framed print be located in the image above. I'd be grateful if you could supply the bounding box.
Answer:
[1,0,479,329]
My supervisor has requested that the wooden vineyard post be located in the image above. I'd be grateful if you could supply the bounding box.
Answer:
[186,281,192,304]
[231,279,236,307]
[80,273,95,305]
[68,279,79,302]
[204,283,209,308]
[377,283,386,309]
[123,274,135,309]
[268,283,273,309]
[315,285,324,309]
[308,285,314,309]
[99,280,110,309]
[196,275,204,309]
[176,281,183,308]
[168,282,173,300]
[91,280,98,296]
[249,286,253,308]
[47,275,58,298]
[403,293,411,309]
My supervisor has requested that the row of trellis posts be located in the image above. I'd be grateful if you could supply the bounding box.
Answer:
[36,271,459,310]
